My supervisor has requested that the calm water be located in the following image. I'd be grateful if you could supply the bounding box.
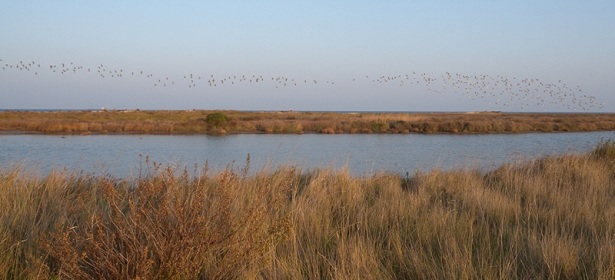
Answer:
[1,131,614,177]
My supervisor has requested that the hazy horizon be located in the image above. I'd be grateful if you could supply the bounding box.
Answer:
[1,1,614,112]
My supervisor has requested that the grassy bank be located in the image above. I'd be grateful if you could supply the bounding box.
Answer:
[1,142,615,279]
[2,110,615,134]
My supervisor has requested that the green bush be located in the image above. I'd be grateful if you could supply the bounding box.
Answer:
[205,112,228,127]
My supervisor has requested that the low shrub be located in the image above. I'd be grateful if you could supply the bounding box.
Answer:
[205,112,228,127]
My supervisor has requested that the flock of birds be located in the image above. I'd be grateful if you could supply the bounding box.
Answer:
[0,58,605,111]
[365,72,603,111]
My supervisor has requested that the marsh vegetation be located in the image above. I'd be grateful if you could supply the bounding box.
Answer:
[1,110,615,135]
[1,142,615,279]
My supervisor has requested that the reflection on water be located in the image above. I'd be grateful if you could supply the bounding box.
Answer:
[1,131,614,177]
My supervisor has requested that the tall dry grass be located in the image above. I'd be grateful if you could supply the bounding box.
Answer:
[0,159,292,279]
[1,142,615,279]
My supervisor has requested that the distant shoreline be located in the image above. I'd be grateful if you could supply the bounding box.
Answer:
[1,110,615,135]
[0,108,608,114]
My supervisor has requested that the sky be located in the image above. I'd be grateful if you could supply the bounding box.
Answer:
[1,1,614,112]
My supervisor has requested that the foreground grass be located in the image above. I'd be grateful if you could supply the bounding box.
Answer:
[1,142,615,279]
[2,110,615,134]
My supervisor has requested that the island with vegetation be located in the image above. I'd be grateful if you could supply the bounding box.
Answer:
[2,110,615,135]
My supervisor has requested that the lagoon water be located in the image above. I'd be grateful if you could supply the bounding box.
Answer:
[1,131,614,178]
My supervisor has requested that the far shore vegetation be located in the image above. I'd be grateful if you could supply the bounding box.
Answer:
[1,110,615,135]
[1,141,614,278]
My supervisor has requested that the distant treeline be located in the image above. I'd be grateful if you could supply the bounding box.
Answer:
[1,110,615,135]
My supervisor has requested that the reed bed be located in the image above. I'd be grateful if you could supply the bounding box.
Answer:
[2,110,615,134]
[1,142,615,279]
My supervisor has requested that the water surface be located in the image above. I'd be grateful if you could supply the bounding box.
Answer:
[1,131,613,177]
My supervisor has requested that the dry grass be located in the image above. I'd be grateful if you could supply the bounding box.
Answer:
[1,110,615,134]
[1,142,615,279]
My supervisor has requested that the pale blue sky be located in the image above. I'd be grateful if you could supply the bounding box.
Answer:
[1,1,614,111]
